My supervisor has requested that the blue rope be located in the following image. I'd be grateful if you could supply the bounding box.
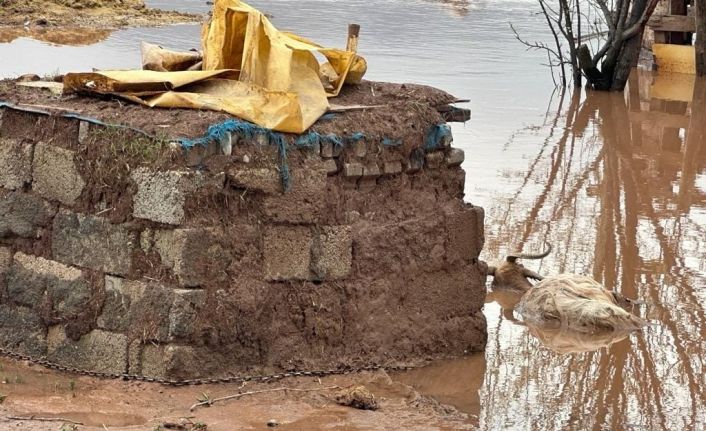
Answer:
[382,137,402,147]
[424,124,452,151]
[180,120,369,191]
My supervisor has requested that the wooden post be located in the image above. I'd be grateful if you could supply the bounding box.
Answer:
[346,24,360,53]
[696,0,706,75]
[669,0,691,44]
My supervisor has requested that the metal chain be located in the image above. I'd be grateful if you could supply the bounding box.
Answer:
[0,346,415,386]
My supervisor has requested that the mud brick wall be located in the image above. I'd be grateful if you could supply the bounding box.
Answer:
[0,106,486,379]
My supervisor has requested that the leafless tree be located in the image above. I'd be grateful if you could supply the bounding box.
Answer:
[513,0,660,90]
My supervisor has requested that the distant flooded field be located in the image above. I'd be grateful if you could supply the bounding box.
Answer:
[0,0,704,429]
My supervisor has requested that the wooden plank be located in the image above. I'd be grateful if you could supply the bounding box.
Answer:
[648,15,696,32]
[437,105,471,123]
[669,0,691,44]
[628,110,691,129]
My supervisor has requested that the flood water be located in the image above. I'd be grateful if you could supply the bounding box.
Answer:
[1,0,705,429]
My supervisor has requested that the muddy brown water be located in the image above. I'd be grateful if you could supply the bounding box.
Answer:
[1,0,706,429]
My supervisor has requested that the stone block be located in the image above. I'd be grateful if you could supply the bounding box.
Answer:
[0,305,47,357]
[97,276,173,341]
[352,139,367,158]
[227,166,281,194]
[52,212,135,275]
[302,141,321,158]
[48,329,127,374]
[131,344,182,379]
[447,205,485,262]
[169,289,206,340]
[321,142,342,158]
[406,148,425,173]
[312,226,352,280]
[263,225,312,281]
[262,163,327,224]
[425,151,445,169]
[78,121,90,144]
[0,138,33,190]
[343,162,364,178]
[131,343,236,380]
[382,161,403,175]
[184,141,220,167]
[131,168,189,225]
[7,252,90,319]
[154,228,229,287]
[362,163,381,178]
[446,148,465,167]
[33,142,86,206]
[0,192,55,238]
[323,159,339,175]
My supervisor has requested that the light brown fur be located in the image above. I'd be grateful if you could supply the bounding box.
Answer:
[517,274,647,332]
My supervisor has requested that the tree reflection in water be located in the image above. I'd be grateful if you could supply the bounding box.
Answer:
[480,70,706,430]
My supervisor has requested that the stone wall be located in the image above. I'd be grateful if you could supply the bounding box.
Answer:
[0,104,486,379]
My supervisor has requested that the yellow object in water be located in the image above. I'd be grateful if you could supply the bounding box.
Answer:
[653,43,696,75]
[649,71,695,102]
[64,0,367,134]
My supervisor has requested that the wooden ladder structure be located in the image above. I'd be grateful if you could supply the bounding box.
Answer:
[648,0,705,75]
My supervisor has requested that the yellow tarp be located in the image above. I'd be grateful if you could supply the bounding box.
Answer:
[63,0,366,133]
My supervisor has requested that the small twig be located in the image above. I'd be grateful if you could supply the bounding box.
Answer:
[6,415,84,425]
[94,207,114,216]
[189,385,341,411]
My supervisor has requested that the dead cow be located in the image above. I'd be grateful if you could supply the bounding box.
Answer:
[517,274,647,332]
[485,244,647,332]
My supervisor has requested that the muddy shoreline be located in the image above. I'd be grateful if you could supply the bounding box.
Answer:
[0,0,202,29]
[0,357,475,430]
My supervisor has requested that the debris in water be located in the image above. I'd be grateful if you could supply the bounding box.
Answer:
[335,385,379,410]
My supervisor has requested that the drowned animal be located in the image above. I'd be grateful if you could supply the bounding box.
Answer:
[486,244,647,332]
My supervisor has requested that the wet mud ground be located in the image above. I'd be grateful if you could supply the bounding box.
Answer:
[0,358,473,430]
[1,0,706,429]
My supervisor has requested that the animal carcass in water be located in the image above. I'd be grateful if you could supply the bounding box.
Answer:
[516,274,647,333]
